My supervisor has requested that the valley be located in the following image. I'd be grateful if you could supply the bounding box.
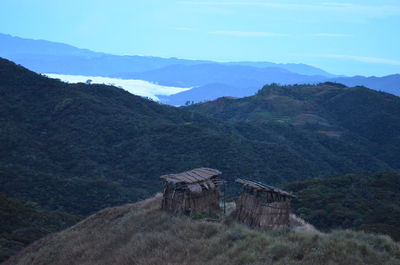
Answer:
[1,0,400,262]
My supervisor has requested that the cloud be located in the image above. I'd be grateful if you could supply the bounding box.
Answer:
[210,30,288,37]
[312,54,400,65]
[44,74,191,100]
[311,33,352,37]
[179,1,400,18]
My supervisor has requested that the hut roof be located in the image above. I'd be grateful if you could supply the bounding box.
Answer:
[236,178,296,198]
[160,168,221,184]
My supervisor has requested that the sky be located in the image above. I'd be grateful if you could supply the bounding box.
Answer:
[0,0,399,76]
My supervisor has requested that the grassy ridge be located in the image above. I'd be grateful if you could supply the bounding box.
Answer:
[4,196,400,265]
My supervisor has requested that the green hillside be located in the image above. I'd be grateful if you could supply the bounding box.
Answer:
[0,58,318,215]
[0,194,80,262]
[187,83,400,169]
[285,172,400,241]
[1,58,400,216]
[4,196,400,265]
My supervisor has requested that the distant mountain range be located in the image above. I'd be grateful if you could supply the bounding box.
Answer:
[114,63,328,87]
[158,73,400,105]
[331,75,400,97]
[0,33,330,77]
[0,32,399,105]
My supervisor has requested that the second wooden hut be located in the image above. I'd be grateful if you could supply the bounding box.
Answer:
[234,178,295,230]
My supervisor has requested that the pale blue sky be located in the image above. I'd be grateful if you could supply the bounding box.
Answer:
[1,0,399,76]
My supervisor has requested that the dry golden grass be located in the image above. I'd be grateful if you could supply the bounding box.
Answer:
[3,194,400,265]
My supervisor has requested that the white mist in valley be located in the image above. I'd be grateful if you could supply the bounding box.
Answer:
[45,74,191,100]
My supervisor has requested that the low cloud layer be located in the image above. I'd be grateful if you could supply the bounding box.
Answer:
[45,74,191,100]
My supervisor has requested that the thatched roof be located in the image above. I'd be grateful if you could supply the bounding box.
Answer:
[236,178,295,198]
[161,168,221,184]
[161,168,221,193]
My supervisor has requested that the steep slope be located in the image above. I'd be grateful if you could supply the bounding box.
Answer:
[0,194,80,262]
[187,83,400,169]
[0,58,398,217]
[4,195,400,265]
[0,58,325,215]
[285,172,400,241]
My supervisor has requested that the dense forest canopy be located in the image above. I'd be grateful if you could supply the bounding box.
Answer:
[0,193,80,262]
[285,172,400,241]
[1,57,400,217]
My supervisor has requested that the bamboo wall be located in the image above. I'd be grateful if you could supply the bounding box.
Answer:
[235,192,290,229]
[161,186,220,216]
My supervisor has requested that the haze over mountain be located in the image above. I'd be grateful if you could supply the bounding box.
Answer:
[0,33,330,77]
[150,67,399,105]
[114,63,328,88]
[330,75,400,97]
[1,33,399,105]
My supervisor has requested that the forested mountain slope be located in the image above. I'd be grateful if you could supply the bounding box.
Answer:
[0,194,80,262]
[0,58,324,215]
[285,171,400,241]
[0,58,398,217]
[187,83,400,169]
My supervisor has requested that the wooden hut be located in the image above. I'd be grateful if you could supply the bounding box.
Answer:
[160,168,222,216]
[235,178,295,230]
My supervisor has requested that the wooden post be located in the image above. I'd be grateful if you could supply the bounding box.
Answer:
[223,179,226,214]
